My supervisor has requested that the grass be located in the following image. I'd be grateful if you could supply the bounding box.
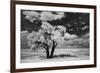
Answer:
[21,48,89,63]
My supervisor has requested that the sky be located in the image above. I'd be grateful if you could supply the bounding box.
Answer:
[21,10,90,36]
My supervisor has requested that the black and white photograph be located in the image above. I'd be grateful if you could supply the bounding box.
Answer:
[21,10,90,63]
[11,1,96,72]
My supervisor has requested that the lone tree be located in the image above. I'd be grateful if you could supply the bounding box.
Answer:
[27,22,66,58]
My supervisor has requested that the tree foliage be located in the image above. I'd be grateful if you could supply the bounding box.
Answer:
[27,22,66,58]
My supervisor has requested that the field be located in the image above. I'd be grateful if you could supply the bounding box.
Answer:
[21,48,89,63]
[21,32,90,63]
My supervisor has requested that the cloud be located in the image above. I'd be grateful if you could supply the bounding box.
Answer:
[23,11,40,18]
[64,33,77,39]
[39,12,54,21]
[22,10,65,22]
[55,12,65,20]
[24,15,37,23]
[82,26,88,30]
[22,11,40,22]
[40,11,65,21]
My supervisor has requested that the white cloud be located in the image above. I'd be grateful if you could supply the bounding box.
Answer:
[55,12,65,20]
[25,15,37,23]
[39,11,65,21]
[82,26,88,30]
[64,33,77,39]
[22,11,65,22]
[23,11,40,18]
[40,11,55,21]
[22,11,40,22]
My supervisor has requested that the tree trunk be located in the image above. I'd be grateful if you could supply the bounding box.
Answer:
[42,43,50,59]
[46,48,50,58]
[41,41,57,59]
[50,41,57,58]
[50,46,55,58]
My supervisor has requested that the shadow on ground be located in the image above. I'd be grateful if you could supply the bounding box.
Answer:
[39,54,77,60]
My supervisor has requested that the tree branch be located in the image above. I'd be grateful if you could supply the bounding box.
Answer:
[54,42,58,47]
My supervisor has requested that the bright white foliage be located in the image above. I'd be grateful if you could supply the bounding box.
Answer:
[41,22,55,34]
[40,22,66,43]
[56,25,66,33]
[27,22,66,48]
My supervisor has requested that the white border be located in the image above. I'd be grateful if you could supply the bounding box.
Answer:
[16,4,94,69]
